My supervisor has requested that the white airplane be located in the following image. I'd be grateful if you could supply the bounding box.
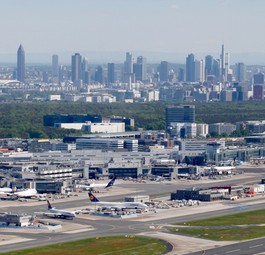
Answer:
[0,187,12,194]
[0,186,38,198]
[76,176,116,191]
[88,192,148,210]
[44,200,77,219]
[14,188,38,198]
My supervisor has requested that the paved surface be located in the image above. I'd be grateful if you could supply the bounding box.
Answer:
[0,172,265,254]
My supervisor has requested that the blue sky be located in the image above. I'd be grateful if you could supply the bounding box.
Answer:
[0,0,265,63]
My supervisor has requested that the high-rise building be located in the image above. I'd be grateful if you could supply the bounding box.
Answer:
[194,60,204,82]
[213,59,220,81]
[166,105,195,130]
[71,53,82,83]
[205,55,214,79]
[123,52,134,83]
[225,52,230,82]
[186,54,195,82]
[52,55,59,82]
[235,62,246,82]
[107,63,115,83]
[58,65,65,83]
[178,68,185,82]
[17,44,25,83]
[159,61,169,82]
[95,65,104,84]
[220,44,225,82]
[133,56,147,82]
[253,72,265,100]
[253,72,265,85]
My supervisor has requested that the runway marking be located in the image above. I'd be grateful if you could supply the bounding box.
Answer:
[226,249,240,253]
[62,228,94,234]
[249,244,263,248]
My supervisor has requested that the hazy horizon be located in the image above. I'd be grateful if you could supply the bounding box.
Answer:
[1,0,265,64]
[1,50,265,66]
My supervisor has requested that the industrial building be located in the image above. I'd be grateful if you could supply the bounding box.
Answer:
[0,213,35,227]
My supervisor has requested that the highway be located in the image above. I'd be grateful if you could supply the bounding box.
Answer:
[1,174,265,254]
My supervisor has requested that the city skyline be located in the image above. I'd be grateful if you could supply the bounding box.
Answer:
[1,1,265,64]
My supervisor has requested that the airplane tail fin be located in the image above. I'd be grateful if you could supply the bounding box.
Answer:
[47,200,53,210]
[105,176,116,188]
[88,192,100,203]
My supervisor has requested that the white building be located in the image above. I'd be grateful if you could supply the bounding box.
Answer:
[48,95,61,101]
[169,123,197,138]
[83,122,125,133]
[76,138,125,150]
[197,124,209,137]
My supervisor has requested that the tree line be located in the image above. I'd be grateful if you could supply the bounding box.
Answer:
[0,101,265,139]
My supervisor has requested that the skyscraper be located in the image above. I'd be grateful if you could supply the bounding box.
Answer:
[81,57,88,83]
[221,44,225,82]
[133,56,147,82]
[52,55,59,82]
[123,52,134,83]
[107,63,115,83]
[17,44,25,83]
[95,65,104,84]
[159,61,169,82]
[253,72,265,100]
[186,54,195,82]
[71,53,82,83]
[205,55,214,78]
[194,60,204,82]
[235,62,246,82]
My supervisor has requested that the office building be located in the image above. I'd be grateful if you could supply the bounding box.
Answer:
[220,44,225,82]
[133,56,147,82]
[253,72,265,100]
[81,58,88,83]
[71,53,82,83]
[253,72,265,85]
[205,55,213,78]
[17,44,25,83]
[209,123,236,136]
[178,68,185,82]
[186,54,195,82]
[52,55,59,82]
[194,60,204,82]
[159,61,169,82]
[166,105,195,129]
[123,52,134,84]
[95,65,104,84]
[168,122,197,138]
[107,63,115,83]
[235,62,246,82]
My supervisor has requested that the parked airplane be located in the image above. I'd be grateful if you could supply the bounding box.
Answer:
[0,186,38,198]
[88,192,148,210]
[44,200,77,219]
[14,188,38,198]
[76,176,116,191]
[0,187,12,194]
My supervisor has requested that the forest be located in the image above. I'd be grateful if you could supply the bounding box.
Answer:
[0,101,265,139]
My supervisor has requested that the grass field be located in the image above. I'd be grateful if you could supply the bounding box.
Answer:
[1,236,167,255]
[172,226,265,241]
[170,209,265,241]
[177,209,265,226]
